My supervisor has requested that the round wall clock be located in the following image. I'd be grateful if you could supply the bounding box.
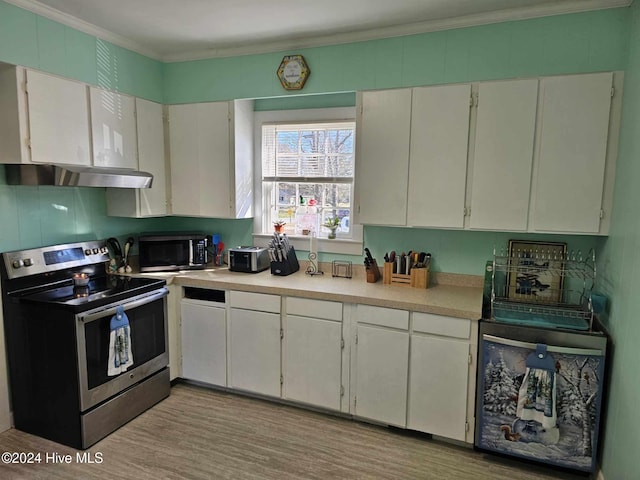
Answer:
[277,55,310,91]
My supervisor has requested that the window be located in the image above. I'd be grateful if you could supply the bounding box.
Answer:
[261,120,355,239]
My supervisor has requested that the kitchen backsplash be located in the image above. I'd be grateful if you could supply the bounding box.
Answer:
[0,171,605,277]
[362,226,606,276]
[0,176,254,258]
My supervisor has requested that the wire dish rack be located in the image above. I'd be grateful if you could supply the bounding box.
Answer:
[491,247,596,331]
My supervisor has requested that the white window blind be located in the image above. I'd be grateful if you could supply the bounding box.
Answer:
[261,121,355,237]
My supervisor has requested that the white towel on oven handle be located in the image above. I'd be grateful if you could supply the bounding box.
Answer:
[107,306,134,376]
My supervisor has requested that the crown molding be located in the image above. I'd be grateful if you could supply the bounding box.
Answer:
[5,0,632,63]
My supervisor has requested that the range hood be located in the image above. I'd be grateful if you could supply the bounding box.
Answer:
[5,165,153,188]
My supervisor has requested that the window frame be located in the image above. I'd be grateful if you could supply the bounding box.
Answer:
[253,107,363,255]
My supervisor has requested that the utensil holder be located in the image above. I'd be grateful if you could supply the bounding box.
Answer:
[383,262,429,289]
[271,246,300,276]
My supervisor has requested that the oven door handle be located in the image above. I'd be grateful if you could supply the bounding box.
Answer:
[78,288,168,324]
[482,334,604,357]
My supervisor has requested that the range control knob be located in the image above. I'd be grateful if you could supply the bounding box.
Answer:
[23,258,33,267]
[92,248,99,254]
[100,246,108,254]
[85,249,92,255]
[12,259,23,269]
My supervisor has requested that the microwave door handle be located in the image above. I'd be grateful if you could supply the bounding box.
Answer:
[77,289,168,324]
[189,241,194,266]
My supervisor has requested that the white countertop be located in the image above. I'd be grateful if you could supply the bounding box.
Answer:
[137,265,483,320]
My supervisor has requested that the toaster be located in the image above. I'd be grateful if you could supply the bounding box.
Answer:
[228,246,270,273]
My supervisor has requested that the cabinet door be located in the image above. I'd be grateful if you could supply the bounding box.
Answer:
[283,315,342,411]
[355,89,411,225]
[89,87,137,169]
[168,102,232,218]
[105,98,167,217]
[470,79,538,231]
[408,84,471,228]
[355,324,408,427]
[408,335,469,441]
[181,300,227,386]
[26,69,91,166]
[136,98,167,216]
[531,73,613,233]
[229,308,281,397]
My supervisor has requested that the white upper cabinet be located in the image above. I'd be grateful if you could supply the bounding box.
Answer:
[469,79,538,231]
[354,89,411,225]
[0,65,91,166]
[408,84,471,228]
[89,86,137,169]
[168,99,253,218]
[354,71,620,235]
[106,98,168,217]
[531,73,614,233]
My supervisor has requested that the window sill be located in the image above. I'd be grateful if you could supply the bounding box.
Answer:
[252,233,363,256]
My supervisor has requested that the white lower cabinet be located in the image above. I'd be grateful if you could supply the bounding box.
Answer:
[408,335,469,441]
[177,288,476,444]
[229,291,281,397]
[354,305,409,427]
[408,313,473,441]
[181,298,227,386]
[283,298,343,411]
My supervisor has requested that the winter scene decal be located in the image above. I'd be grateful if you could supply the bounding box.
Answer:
[477,339,604,472]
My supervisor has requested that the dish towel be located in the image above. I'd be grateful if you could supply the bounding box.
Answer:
[107,306,134,376]
[516,367,557,429]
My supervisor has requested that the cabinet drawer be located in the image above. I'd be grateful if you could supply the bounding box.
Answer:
[286,297,342,321]
[412,312,471,339]
[356,304,409,330]
[229,291,280,313]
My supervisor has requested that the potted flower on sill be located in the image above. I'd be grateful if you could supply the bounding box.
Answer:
[323,217,341,239]
[273,220,286,234]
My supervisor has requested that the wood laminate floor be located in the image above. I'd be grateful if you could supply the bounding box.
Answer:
[0,383,589,480]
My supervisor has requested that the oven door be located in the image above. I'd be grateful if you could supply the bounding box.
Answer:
[76,288,169,411]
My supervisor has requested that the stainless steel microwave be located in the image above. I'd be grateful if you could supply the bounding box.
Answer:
[138,233,208,272]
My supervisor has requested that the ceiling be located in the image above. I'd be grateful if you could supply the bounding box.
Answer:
[7,0,632,61]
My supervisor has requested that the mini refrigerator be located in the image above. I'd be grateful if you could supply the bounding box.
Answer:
[476,319,608,474]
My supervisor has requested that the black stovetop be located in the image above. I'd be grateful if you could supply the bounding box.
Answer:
[18,275,166,312]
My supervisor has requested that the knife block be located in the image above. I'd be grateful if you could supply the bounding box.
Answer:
[270,246,300,276]
[366,260,381,283]
[383,262,429,289]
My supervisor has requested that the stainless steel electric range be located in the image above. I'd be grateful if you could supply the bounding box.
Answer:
[0,240,170,449]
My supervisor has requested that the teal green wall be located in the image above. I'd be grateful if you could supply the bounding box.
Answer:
[254,92,356,111]
[597,2,640,479]
[0,1,163,100]
[164,8,629,104]
[363,227,605,275]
